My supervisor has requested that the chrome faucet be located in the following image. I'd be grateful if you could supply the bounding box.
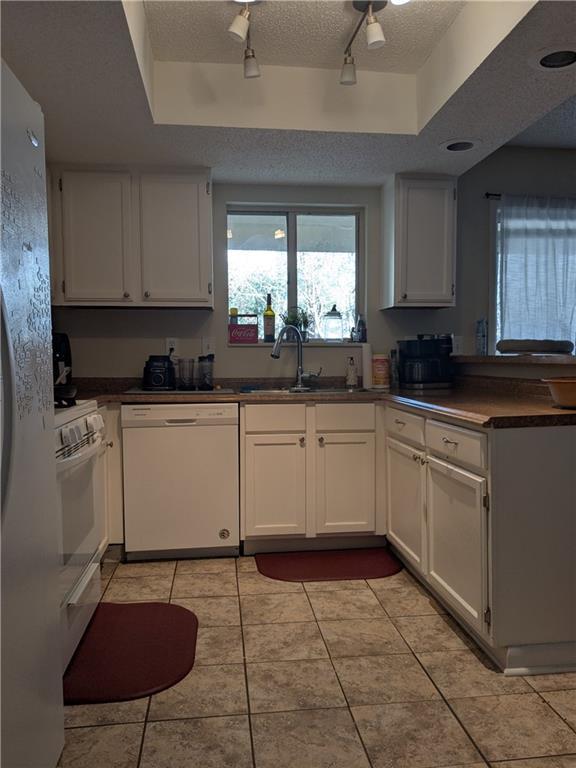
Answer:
[271,325,308,391]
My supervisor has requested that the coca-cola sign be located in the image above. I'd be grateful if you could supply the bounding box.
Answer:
[228,323,258,344]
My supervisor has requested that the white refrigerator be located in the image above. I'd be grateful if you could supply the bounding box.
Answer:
[1,61,64,767]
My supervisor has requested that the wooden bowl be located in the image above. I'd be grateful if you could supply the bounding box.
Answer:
[543,378,576,408]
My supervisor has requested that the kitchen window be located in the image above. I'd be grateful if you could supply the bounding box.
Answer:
[495,195,576,346]
[227,209,360,340]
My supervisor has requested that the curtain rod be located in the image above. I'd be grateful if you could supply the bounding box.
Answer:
[485,193,501,200]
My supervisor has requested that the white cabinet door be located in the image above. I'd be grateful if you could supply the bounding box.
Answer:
[140,174,212,305]
[386,437,426,573]
[245,433,307,537]
[61,171,132,302]
[426,456,487,634]
[396,177,456,306]
[316,433,375,534]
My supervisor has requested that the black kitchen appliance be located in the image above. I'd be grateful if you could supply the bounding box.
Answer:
[142,355,176,391]
[52,331,77,407]
[397,334,453,390]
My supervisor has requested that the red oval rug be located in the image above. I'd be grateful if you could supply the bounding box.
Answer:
[255,547,403,582]
[63,602,198,705]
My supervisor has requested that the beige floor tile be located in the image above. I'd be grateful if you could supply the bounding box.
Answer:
[319,618,410,658]
[449,693,576,761]
[241,592,314,624]
[247,659,346,713]
[112,561,176,579]
[170,596,240,626]
[417,648,531,698]
[236,555,257,572]
[103,576,172,602]
[352,700,481,768]
[491,758,576,768]
[148,663,247,720]
[304,579,369,592]
[334,654,440,706]
[308,589,386,621]
[175,557,236,574]
[251,708,371,768]
[366,570,417,592]
[64,699,148,728]
[58,723,143,767]
[237,571,304,595]
[243,621,328,662]
[375,584,446,617]
[541,689,576,730]
[140,716,252,768]
[526,672,576,692]
[171,572,238,598]
[392,614,473,653]
[195,626,244,665]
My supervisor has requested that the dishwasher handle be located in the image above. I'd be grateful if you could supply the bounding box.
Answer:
[164,418,198,425]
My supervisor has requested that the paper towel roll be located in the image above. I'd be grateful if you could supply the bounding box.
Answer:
[361,343,373,389]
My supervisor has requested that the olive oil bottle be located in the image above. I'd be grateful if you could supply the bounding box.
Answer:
[263,293,275,343]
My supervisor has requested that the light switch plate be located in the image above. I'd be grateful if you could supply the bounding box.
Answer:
[201,337,215,355]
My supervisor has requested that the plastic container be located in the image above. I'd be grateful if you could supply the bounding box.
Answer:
[372,354,390,391]
[323,305,343,342]
[177,358,195,390]
[197,354,214,391]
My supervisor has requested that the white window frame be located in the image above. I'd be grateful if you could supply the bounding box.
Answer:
[226,206,365,331]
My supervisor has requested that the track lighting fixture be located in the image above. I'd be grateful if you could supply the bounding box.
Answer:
[366,4,386,50]
[340,53,357,85]
[228,3,251,43]
[243,32,261,79]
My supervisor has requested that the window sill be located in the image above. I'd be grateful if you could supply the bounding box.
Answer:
[227,341,361,349]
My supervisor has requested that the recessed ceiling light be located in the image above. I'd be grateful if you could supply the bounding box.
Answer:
[539,50,576,69]
[439,138,481,153]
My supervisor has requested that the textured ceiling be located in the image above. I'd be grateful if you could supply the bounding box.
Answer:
[2,1,575,184]
[143,0,464,73]
[509,94,576,149]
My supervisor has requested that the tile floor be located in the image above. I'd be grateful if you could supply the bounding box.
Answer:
[59,552,576,768]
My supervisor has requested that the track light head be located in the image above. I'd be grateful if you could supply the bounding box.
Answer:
[243,46,261,78]
[340,53,357,85]
[228,5,251,42]
[366,11,386,49]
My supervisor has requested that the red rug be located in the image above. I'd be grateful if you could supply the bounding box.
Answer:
[63,602,198,705]
[255,547,403,582]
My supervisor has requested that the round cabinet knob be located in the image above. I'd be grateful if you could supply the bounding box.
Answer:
[106,441,114,448]
[318,436,325,446]
[401,293,407,300]
[123,291,130,299]
[299,437,305,447]
[144,291,151,298]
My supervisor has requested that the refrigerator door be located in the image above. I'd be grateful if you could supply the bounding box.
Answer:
[1,62,64,767]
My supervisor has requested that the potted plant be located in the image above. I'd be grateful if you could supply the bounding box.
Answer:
[280,307,310,342]
[298,308,310,342]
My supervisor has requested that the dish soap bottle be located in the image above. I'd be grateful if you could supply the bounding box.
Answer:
[345,357,358,389]
[263,293,275,343]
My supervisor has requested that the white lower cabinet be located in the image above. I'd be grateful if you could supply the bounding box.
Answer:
[244,433,307,537]
[385,437,426,572]
[426,456,487,633]
[316,432,375,534]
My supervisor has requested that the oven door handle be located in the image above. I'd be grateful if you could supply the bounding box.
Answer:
[56,434,103,475]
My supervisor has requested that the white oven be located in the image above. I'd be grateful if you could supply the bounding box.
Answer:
[55,400,108,668]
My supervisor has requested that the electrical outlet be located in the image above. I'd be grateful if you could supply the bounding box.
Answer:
[201,337,215,355]
[165,337,179,356]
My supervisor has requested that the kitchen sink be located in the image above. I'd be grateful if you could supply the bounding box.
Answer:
[245,388,368,395]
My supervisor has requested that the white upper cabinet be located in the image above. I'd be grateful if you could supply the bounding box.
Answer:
[60,171,133,302]
[140,174,212,305]
[381,175,456,308]
[50,168,213,307]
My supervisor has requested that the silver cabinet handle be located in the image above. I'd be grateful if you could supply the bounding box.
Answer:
[412,453,419,462]
[442,437,459,446]
[318,436,325,446]
[144,290,151,298]
[299,437,305,447]
[123,291,130,299]
[106,441,114,448]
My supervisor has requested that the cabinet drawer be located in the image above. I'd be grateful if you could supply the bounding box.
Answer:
[244,404,306,433]
[385,407,425,446]
[426,420,487,470]
[315,404,375,432]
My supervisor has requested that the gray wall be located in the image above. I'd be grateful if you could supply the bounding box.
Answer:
[53,146,576,379]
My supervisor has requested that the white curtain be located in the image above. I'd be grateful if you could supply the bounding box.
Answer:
[497,195,576,343]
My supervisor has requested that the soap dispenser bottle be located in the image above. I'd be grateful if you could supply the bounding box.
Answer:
[345,357,358,389]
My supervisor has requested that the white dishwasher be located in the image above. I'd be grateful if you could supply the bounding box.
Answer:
[122,403,239,559]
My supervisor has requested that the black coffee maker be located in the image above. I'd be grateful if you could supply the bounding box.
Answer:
[397,335,453,390]
[142,355,176,391]
[52,332,78,407]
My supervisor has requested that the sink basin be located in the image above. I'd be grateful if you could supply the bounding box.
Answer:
[244,388,367,395]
